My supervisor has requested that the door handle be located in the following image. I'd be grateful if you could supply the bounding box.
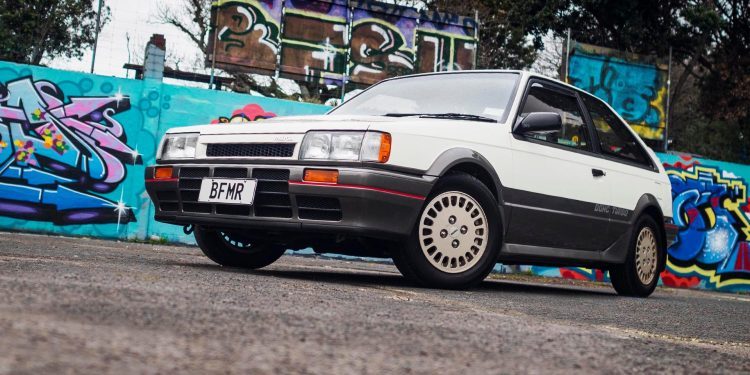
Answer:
[592,169,606,177]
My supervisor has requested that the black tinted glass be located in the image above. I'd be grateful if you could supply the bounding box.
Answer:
[519,85,590,151]
[583,96,651,166]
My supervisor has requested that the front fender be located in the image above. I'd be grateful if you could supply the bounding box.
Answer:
[425,147,509,236]
[425,148,504,204]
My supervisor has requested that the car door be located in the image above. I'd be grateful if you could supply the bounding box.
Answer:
[506,80,613,251]
[580,94,662,240]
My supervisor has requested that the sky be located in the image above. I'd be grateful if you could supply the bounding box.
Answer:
[49,0,204,80]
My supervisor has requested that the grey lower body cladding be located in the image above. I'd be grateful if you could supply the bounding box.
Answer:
[145,164,433,240]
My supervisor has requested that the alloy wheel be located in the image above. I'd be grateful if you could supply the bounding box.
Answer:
[418,191,489,273]
[634,227,658,285]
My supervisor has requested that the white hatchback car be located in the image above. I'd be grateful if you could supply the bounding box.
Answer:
[146,71,678,297]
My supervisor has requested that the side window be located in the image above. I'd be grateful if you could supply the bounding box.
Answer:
[518,85,590,151]
[582,96,651,167]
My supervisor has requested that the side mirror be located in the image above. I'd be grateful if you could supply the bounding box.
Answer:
[514,112,562,134]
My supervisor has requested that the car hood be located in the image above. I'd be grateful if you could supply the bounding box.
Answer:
[166,115,400,135]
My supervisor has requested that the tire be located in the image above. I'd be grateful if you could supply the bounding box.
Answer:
[194,225,286,269]
[609,215,664,297]
[391,173,501,289]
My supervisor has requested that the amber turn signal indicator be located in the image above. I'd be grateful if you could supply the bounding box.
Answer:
[378,133,392,163]
[303,169,339,184]
[154,166,174,180]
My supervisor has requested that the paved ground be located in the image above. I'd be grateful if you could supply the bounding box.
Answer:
[0,232,748,374]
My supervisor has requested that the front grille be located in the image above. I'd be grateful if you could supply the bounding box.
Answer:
[216,204,251,216]
[157,191,178,201]
[214,167,248,178]
[297,195,342,221]
[181,191,199,202]
[159,202,179,212]
[253,168,291,180]
[157,190,179,212]
[180,167,210,178]
[182,203,211,213]
[178,167,212,213]
[179,179,201,189]
[167,166,292,218]
[253,169,292,218]
[206,143,295,158]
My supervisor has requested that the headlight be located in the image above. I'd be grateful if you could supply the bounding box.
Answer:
[300,131,391,163]
[160,133,198,159]
[361,131,391,163]
[330,133,364,160]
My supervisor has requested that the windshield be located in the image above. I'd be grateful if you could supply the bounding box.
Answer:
[330,72,520,122]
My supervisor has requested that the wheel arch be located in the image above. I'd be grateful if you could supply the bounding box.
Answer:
[425,148,504,204]
[632,194,667,255]
[425,148,508,234]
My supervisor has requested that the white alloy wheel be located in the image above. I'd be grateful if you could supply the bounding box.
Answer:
[418,191,489,274]
[634,227,658,285]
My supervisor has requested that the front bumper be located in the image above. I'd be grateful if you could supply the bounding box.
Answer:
[145,164,434,239]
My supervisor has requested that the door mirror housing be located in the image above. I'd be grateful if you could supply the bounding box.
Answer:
[514,112,562,135]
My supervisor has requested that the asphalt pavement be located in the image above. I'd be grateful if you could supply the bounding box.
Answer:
[1,232,748,374]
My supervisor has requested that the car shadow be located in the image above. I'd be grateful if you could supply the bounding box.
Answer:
[164,259,616,297]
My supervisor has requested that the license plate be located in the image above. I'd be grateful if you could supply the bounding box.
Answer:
[198,178,257,205]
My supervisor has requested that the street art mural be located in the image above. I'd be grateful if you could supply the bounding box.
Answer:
[532,153,750,293]
[279,0,350,83]
[211,0,283,75]
[416,10,477,73]
[209,0,478,86]
[349,1,418,85]
[662,155,750,292]
[0,76,141,225]
[0,60,328,241]
[210,104,277,123]
[567,42,668,142]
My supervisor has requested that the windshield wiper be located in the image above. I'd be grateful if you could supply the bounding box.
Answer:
[384,112,497,123]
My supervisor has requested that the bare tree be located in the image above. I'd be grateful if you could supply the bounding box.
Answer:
[530,33,564,79]
[155,0,308,99]
[156,0,211,55]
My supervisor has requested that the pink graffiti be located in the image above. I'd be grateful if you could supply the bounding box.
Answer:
[210,104,277,124]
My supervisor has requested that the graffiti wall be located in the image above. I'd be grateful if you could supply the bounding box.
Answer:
[210,0,283,75]
[533,152,750,293]
[566,42,668,142]
[0,60,328,242]
[209,0,478,87]
[416,9,477,73]
[280,0,350,83]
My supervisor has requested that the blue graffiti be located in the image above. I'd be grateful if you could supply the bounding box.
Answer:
[568,50,665,139]
[0,76,141,225]
[668,167,749,277]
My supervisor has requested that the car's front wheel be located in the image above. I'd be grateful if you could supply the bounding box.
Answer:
[609,215,664,297]
[194,226,286,269]
[392,173,501,289]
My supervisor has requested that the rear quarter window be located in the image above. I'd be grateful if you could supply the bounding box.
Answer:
[582,95,652,168]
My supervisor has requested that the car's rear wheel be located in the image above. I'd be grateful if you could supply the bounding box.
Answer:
[194,225,286,269]
[609,215,664,297]
[392,173,501,289]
